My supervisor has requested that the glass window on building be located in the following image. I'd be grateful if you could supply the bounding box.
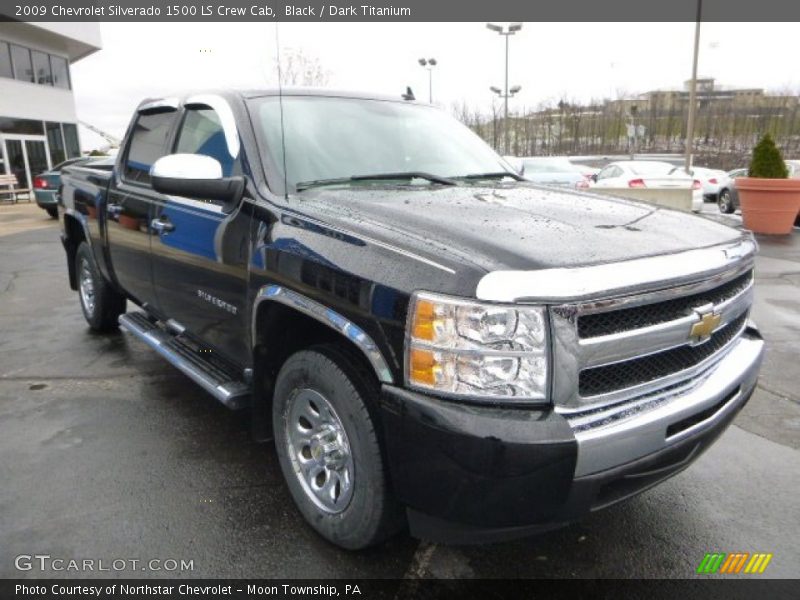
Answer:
[46,122,66,165]
[62,123,80,159]
[10,44,33,83]
[0,41,12,79]
[50,55,70,89]
[0,117,44,135]
[31,50,51,85]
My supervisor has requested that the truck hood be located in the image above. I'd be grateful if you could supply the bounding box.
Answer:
[291,183,743,273]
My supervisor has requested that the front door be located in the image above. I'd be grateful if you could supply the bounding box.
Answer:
[150,104,250,364]
[106,108,177,308]
[2,135,50,194]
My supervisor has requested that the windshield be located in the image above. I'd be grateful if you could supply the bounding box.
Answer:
[251,96,509,191]
[629,162,675,176]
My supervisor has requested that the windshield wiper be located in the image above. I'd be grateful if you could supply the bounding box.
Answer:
[350,172,457,185]
[295,177,352,192]
[295,171,457,192]
[455,171,524,182]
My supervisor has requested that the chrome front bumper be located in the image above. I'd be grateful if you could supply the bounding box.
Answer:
[570,326,764,477]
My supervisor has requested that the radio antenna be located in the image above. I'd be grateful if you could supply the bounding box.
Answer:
[275,23,289,200]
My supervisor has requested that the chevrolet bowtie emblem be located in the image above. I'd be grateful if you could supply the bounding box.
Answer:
[690,306,722,344]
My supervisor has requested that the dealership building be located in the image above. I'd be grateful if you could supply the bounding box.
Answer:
[0,23,101,192]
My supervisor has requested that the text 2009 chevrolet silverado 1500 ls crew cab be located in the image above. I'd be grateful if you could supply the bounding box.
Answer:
[59,90,764,549]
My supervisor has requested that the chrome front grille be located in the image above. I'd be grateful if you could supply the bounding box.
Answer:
[550,264,754,413]
[578,312,748,396]
[577,271,753,338]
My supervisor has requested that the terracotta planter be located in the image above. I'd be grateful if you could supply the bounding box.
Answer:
[736,177,800,235]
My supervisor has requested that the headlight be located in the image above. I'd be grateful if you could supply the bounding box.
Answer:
[405,291,548,402]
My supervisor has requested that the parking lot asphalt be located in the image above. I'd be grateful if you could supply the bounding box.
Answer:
[1,202,798,579]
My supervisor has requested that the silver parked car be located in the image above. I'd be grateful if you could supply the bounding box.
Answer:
[518,157,589,186]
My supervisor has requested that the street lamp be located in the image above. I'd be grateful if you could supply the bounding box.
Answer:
[490,85,522,154]
[487,22,523,153]
[418,57,437,104]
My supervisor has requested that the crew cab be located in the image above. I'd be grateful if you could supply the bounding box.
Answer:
[58,90,764,549]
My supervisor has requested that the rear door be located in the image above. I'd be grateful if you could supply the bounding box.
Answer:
[150,102,250,364]
[106,105,178,308]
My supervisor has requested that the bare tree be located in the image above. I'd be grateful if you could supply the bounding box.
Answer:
[451,82,800,168]
[276,48,330,87]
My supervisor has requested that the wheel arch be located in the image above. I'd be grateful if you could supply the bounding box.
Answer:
[62,211,88,290]
[249,285,395,441]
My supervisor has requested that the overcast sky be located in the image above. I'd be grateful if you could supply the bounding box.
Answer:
[71,22,800,150]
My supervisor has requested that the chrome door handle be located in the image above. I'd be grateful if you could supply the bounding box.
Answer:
[107,203,123,216]
[150,218,175,233]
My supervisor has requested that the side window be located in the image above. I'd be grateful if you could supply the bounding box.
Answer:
[597,167,613,180]
[124,110,176,184]
[175,107,239,177]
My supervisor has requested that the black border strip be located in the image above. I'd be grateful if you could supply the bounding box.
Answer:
[2,0,800,22]
[1,579,799,600]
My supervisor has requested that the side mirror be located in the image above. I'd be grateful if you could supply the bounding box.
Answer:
[590,173,598,182]
[150,154,244,214]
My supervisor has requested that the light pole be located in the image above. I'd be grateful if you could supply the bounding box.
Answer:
[418,58,437,104]
[490,84,522,154]
[487,22,522,154]
[685,0,702,172]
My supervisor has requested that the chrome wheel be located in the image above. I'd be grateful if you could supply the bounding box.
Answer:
[718,190,733,214]
[78,257,96,316]
[284,388,354,513]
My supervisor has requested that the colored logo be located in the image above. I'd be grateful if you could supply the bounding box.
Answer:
[697,552,773,574]
[689,305,722,344]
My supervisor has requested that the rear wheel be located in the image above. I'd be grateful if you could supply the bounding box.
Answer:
[272,345,402,549]
[75,242,126,331]
[718,189,735,214]
[45,206,58,219]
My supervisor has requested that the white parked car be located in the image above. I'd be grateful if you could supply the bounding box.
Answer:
[785,160,800,177]
[589,160,704,212]
[682,166,731,202]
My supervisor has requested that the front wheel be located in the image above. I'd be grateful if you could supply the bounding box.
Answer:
[272,345,402,549]
[75,242,126,331]
[718,189,735,214]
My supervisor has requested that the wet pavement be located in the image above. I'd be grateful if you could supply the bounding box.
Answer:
[0,202,798,579]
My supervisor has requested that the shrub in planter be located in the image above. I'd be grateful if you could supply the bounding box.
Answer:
[737,134,800,234]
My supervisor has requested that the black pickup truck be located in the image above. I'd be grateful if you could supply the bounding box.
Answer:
[59,90,764,549]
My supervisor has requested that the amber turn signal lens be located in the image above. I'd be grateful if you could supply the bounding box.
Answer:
[409,348,437,386]
[411,299,436,341]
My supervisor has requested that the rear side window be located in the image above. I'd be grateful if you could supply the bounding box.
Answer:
[175,107,239,177]
[124,110,176,184]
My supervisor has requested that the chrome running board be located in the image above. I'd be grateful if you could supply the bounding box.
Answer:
[119,312,251,410]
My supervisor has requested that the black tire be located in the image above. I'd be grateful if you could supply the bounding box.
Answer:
[75,241,126,332]
[718,189,735,214]
[45,206,58,219]
[272,344,402,549]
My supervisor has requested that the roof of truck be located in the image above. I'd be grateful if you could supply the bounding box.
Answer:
[240,88,418,102]
[136,88,422,112]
